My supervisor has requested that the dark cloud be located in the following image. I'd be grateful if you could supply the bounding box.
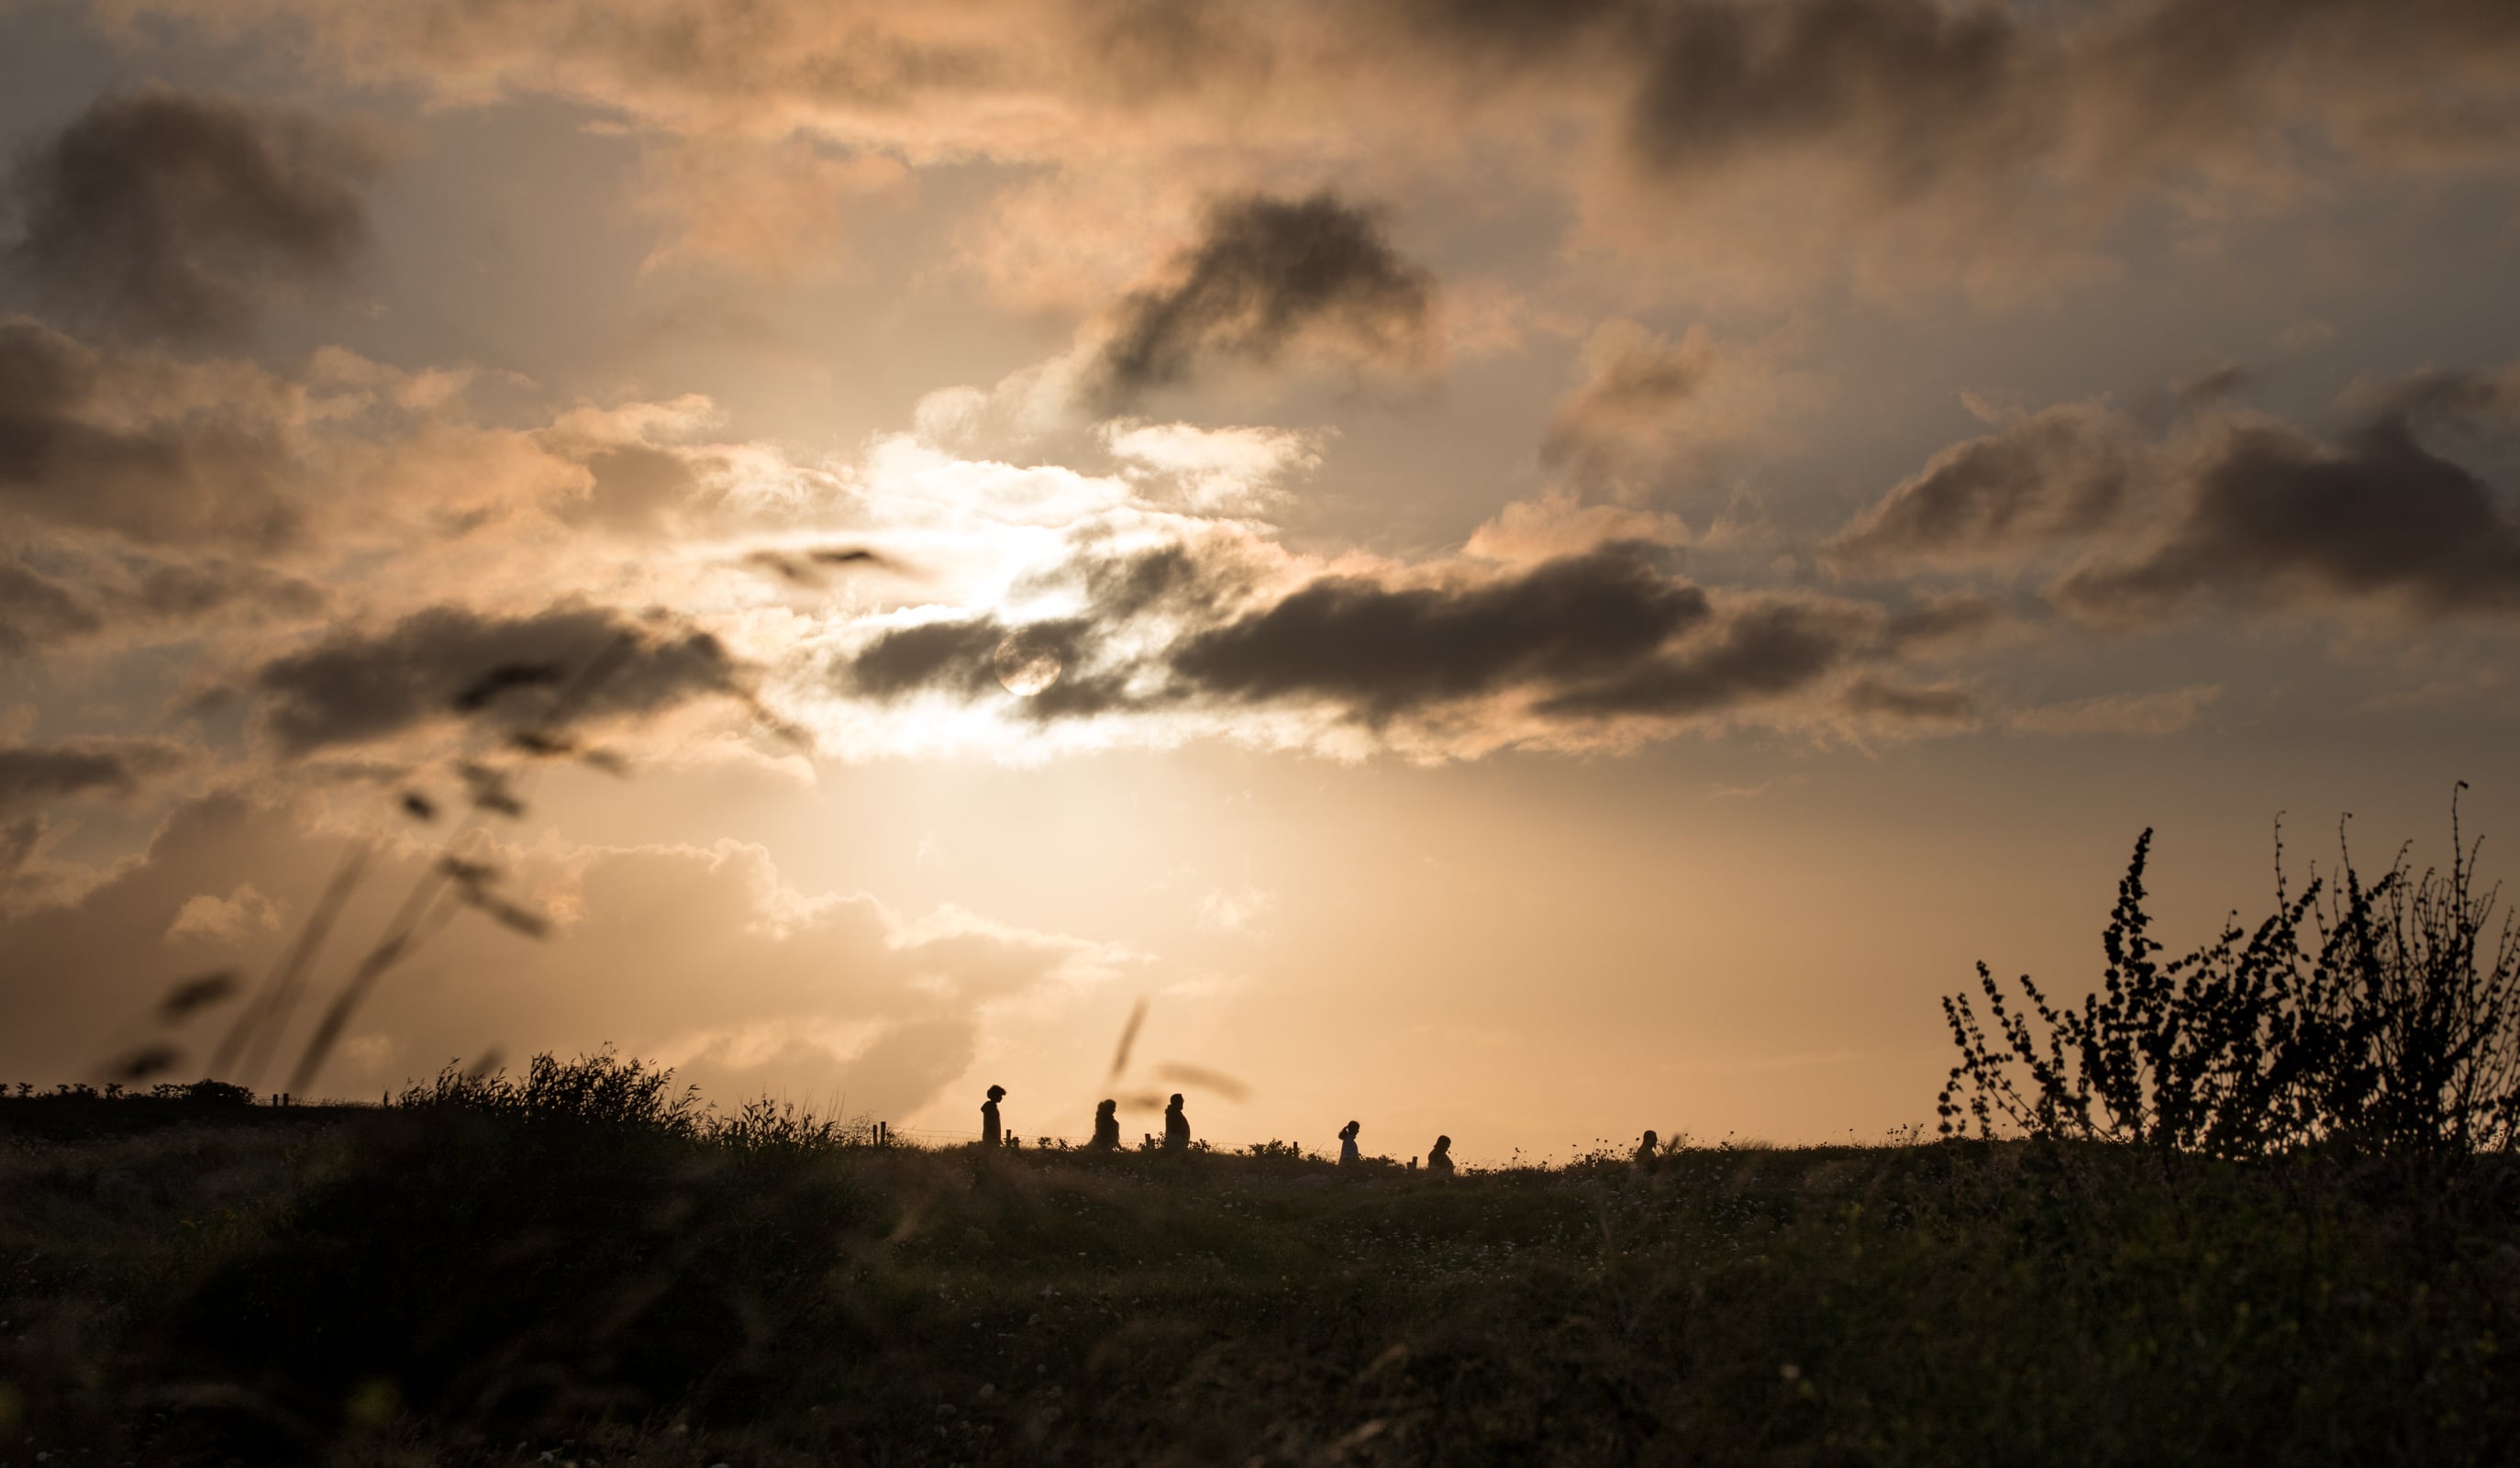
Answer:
[1628,0,2031,195]
[0,317,302,548]
[849,537,1276,704]
[1882,591,2007,650]
[127,556,327,622]
[1085,191,1436,410]
[0,736,190,817]
[2174,361,2251,408]
[248,604,747,754]
[2364,364,2520,435]
[837,537,1937,740]
[849,617,1017,701]
[1081,541,1234,619]
[1826,402,2139,570]
[1833,364,2520,627]
[0,558,100,656]
[1172,542,1708,721]
[1841,674,1975,723]
[1537,600,1865,718]
[2055,417,2520,625]
[846,614,1140,723]
[6,86,381,342]
[1077,0,1274,101]
[1621,0,2520,206]
[1396,0,1636,61]
[56,0,2520,308]
[744,544,897,586]
[0,812,43,890]
[0,547,325,659]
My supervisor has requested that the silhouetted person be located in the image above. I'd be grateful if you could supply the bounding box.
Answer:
[1091,1098,1120,1151]
[1338,1119,1361,1165]
[981,1084,1006,1148]
[1162,1093,1190,1151]
[1427,1135,1454,1176]
[1634,1129,1660,1174]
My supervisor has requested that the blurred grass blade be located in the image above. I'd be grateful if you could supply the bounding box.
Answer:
[213,842,372,1084]
[1109,997,1148,1082]
[1155,1062,1250,1103]
[158,971,240,1024]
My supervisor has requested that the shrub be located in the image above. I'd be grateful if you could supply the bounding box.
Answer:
[395,1049,704,1137]
[708,1095,863,1154]
[1938,801,2520,1159]
[148,1078,258,1106]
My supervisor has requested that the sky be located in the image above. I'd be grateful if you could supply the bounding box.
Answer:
[3,0,2518,1160]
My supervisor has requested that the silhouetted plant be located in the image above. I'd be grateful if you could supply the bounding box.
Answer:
[1939,795,2519,1160]
[396,1049,704,1138]
[142,1079,255,1104]
[713,1094,867,1154]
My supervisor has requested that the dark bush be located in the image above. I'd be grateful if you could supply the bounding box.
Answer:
[394,1048,704,1136]
[1939,800,2520,1159]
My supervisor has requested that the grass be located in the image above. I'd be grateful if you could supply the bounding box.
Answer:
[5,1084,2516,1466]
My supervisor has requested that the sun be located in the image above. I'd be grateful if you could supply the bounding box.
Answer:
[994,628,1063,696]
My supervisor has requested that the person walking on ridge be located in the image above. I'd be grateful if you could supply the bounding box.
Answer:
[1633,1129,1660,1174]
[1162,1093,1191,1151]
[1426,1134,1454,1175]
[1338,1119,1361,1165]
[981,1084,1006,1148]
[1091,1098,1120,1151]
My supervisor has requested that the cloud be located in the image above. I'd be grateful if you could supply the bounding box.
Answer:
[632,134,913,278]
[162,882,283,943]
[245,603,750,755]
[1624,0,2034,195]
[847,615,1034,703]
[1542,319,1713,481]
[1539,318,1816,487]
[1169,542,1708,721]
[1840,674,1975,725]
[1607,0,2520,293]
[0,558,103,656]
[1831,367,2520,627]
[2357,362,2520,435]
[1533,597,1871,718]
[821,528,1958,756]
[123,553,328,621]
[5,85,381,342]
[1826,400,2144,570]
[0,794,1128,1113]
[0,322,734,572]
[1082,192,1437,410]
[0,735,192,817]
[2005,684,2222,737]
[1882,591,2011,651]
[1100,420,1321,513]
[1462,488,1692,565]
[0,317,305,548]
[0,545,327,661]
[94,0,2520,306]
[1194,883,1276,933]
[2054,416,2520,625]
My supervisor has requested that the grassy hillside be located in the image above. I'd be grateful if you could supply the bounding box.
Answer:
[5,1085,2514,1467]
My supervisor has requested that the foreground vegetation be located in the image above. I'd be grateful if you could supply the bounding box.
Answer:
[5,1072,2516,1467]
[6,798,2510,1463]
